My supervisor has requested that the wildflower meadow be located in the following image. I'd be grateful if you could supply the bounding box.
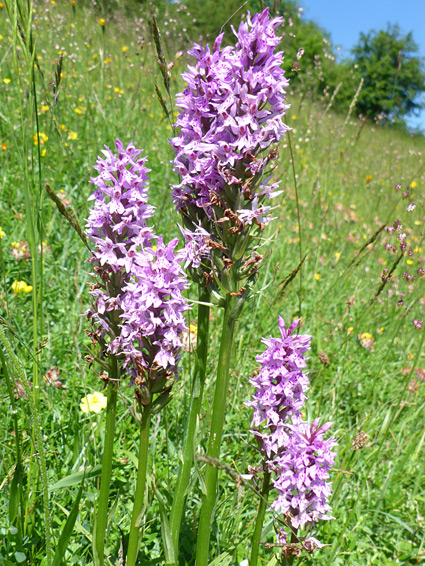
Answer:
[0,1,424,565]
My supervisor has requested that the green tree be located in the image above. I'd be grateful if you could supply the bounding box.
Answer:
[351,25,425,122]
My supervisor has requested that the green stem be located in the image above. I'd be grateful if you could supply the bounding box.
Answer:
[169,286,210,559]
[282,530,299,566]
[126,403,152,566]
[93,376,118,566]
[249,470,271,566]
[195,295,237,566]
[0,347,25,534]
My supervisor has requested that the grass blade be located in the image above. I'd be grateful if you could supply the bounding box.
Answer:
[52,477,85,566]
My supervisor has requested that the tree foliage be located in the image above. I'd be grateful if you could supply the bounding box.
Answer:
[145,1,424,130]
[351,25,425,121]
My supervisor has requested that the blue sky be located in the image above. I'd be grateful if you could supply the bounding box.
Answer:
[301,0,425,131]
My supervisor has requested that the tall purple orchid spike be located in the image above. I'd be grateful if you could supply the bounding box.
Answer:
[170,8,290,273]
[247,317,337,554]
[85,139,190,404]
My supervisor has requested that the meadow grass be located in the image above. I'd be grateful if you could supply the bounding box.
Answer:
[0,2,425,565]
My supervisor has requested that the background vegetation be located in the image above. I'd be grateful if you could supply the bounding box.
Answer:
[0,1,424,565]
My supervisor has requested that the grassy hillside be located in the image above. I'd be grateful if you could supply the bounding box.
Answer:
[0,2,424,565]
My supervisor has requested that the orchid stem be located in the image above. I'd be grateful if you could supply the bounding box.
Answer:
[169,285,210,560]
[195,294,237,566]
[93,374,118,566]
[249,470,271,566]
[126,403,152,566]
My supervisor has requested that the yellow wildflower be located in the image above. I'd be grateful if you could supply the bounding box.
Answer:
[98,17,105,27]
[0,226,5,238]
[68,131,78,140]
[80,392,107,414]
[359,332,374,351]
[41,105,49,113]
[314,273,320,280]
[74,107,83,115]
[12,280,33,294]
[360,332,372,340]
[33,132,48,145]
[121,46,128,53]
[365,175,372,183]
[410,181,417,189]
[2,142,7,151]
[3,78,11,84]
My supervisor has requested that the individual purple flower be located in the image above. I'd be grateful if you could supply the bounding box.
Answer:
[170,8,290,237]
[177,224,211,269]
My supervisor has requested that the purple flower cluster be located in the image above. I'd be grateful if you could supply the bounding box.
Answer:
[86,139,154,272]
[271,420,336,530]
[247,318,311,457]
[85,140,189,389]
[119,236,190,385]
[247,317,336,544]
[170,8,289,237]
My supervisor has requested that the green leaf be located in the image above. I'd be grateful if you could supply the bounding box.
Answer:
[208,553,232,566]
[151,483,175,566]
[14,552,26,564]
[53,502,92,541]
[52,476,84,566]
[49,465,101,491]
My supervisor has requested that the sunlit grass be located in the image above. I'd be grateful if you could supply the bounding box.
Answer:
[0,1,424,565]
